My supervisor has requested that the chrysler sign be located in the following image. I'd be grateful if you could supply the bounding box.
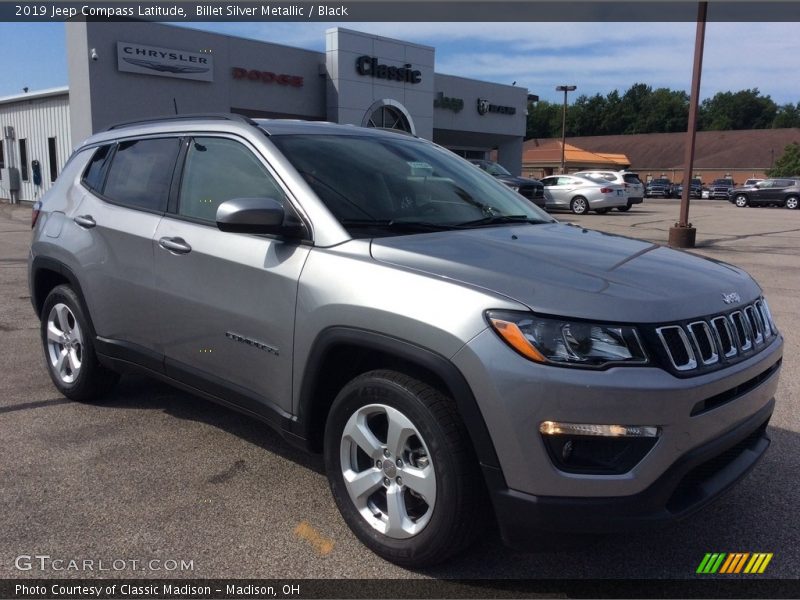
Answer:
[117,42,214,82]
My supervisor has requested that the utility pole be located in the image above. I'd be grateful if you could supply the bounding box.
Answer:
[556,85,576,174]
[669,2,707,248]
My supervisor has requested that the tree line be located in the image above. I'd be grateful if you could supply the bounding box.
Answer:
[527,83,800,139]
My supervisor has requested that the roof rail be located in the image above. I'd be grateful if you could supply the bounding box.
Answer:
[105,113,257,132]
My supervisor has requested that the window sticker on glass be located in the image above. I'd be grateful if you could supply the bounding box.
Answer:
[407,161,434,177]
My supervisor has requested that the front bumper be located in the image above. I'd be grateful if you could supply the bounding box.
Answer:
[485,398,772,548]
[451,329,782,543]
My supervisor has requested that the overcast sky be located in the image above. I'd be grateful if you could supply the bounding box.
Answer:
[1,21,798,105]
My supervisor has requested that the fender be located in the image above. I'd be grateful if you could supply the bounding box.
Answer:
[294,326,503,471]
[30,256,97,339]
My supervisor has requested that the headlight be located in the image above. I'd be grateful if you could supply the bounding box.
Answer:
[507,185,520,192]
[487,310,648,368]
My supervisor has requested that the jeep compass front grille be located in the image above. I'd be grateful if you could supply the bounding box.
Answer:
[651,299,777,375]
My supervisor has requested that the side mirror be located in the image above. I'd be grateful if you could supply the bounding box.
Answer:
[216,197,305,237]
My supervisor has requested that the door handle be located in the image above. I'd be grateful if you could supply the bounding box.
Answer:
[73,215,96,229]
[158,237,192,255]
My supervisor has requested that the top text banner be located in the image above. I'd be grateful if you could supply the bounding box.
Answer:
[2,1,800,22]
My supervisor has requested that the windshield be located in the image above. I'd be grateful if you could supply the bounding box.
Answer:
[482,162,512,177]
[652,179,670,185]
[270,133,553,237]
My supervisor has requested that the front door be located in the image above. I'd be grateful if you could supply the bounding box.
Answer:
[153,136,311,418]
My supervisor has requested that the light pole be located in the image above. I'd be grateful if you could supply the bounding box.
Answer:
[556,85,576,174]
[669,1,707,249]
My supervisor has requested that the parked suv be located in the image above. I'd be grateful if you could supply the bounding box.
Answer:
[729,178,800,209]
[29,116,782,566]
[575,170,644,211]
[645,178,674,198]
[469,159,545,209]
[709,178,735,200]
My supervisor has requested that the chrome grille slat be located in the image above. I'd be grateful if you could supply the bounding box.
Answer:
[745,306,764,345]
[710,316,737,358]
[688,321,718,365]
[730,311,752,351]
[656,325,697,371]
[655,297,777,373]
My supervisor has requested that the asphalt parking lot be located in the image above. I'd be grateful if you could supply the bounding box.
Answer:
[0,198,798,583]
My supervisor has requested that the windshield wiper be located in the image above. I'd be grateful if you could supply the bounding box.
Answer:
[340,219,461,232]
[456,215,552,227]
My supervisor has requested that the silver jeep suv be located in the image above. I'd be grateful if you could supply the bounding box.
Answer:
[29,115,782,566]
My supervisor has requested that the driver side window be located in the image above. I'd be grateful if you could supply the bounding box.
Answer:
[178,137,288,222]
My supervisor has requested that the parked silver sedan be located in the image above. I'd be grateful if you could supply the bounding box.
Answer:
[539,174,628,214]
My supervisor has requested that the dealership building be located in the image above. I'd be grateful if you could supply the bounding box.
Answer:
[0,20,530,203]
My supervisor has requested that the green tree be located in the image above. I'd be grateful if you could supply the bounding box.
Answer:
[525,99,562,139]
[766,142,800,177]
[643,88,689,132]
[772,103,800,128]
[568,93,607,136]
[699,89,778,130]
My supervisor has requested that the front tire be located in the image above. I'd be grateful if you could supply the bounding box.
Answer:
[324,370,486,567]
[734,194,749,208]
[570,196,589,215]
[785,196,799,210]
[40,285,119,402]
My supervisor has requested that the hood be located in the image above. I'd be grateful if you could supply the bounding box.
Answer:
[370,223,761,323]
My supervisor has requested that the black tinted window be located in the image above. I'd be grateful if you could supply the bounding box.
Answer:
[178,137,287,222]
[82,145,113,193]
[104,138,179,212]
[623,174,641,184]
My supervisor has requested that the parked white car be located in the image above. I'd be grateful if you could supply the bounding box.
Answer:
[539,174,628,214]
[574,170,645,211]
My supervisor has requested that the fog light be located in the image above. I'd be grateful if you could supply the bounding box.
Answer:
[540,421,660,474]
[540,421,659,438]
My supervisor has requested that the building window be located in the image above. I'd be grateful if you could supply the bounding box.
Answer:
[365,106,412,133]
[0,140,4,180]
[19,139,28,181]
[48,137,58,182]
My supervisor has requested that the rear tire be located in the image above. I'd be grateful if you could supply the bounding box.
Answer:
[570,196,589,215]
[324,369,487,567]
[785,196,798,210]
[734,194,749,208]
[40,285,119,402]
[616,205,631,212]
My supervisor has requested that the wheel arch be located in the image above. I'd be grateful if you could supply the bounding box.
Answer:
[294,327,502,472]
[30,257,97,339]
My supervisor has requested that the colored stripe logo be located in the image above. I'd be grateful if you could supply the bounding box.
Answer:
[697,552,773,574]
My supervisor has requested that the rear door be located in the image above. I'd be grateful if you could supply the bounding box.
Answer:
[152,135,311,419]
[74,138,180,364]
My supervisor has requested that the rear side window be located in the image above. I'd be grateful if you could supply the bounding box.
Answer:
[103,138,180,212]
[623,174,641,184]
[82,145,113,193]
[177,137,287,222]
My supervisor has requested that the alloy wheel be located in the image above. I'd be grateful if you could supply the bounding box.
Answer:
[339,403,436,539]
[46,303,83,384]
